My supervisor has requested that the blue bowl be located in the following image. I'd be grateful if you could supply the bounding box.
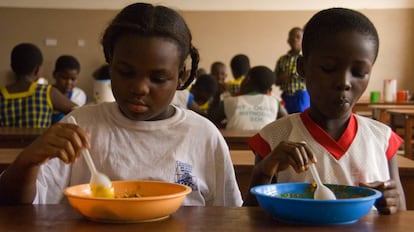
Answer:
[250,182,382,225]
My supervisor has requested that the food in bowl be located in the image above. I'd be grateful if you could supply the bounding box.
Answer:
[251,182,382,225]
[64,180,192,223]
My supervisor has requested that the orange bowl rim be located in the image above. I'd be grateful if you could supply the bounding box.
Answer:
[63,180,192,201]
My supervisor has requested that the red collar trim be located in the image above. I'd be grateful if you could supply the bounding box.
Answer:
[299,110,357,160]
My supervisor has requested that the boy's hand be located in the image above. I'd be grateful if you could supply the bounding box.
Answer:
[16,123,90,167]
[359,180,400,215]
[260,141,316,177]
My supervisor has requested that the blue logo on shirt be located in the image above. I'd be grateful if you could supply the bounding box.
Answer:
[175,160,198,191]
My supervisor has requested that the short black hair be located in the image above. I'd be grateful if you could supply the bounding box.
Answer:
[102,2,199,90]
[93,64,111,80]
[302,8,379,62]
[245,66,275,94]
[210,61,225,74]
[230,54,250,78]
[10,43,43,76]
[53,55,80,74]
[192,74,217,94]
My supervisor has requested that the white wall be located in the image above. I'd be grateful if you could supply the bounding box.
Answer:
[1,0,414,10]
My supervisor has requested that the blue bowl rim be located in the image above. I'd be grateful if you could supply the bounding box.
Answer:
[250,182,382,202]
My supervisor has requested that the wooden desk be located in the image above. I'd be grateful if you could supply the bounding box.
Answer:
[388,109,414,160]
[398,155,414,210]
[0,127,45,148]
[220,129,257,150]
[352,100,372,117]
[369,104,414,124]
[0,204,413,231]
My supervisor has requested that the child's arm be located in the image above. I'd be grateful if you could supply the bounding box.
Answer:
[360,155,407,214]
[50,87,78,114]
[208,100,226,129]
[243,141,316,206]
[277,101,288,119]
[0,123,89,205]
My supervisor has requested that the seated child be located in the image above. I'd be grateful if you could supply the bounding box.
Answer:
[226,54,250,96]
[0,3,242,207]
[190,74,218,114]
[171,89,205,116]
[243,8,406,214]
[210,61,228,96]
[0,43,76,128]
[52,55,87,123]
[210,66,287,130]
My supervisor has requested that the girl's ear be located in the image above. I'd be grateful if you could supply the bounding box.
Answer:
[177,66,188,90]
[296,56,305,77]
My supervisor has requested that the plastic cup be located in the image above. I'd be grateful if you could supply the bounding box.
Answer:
[397,90,408,102]
[370,91,380,103]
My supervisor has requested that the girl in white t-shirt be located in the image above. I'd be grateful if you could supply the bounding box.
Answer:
[0,3,242,207]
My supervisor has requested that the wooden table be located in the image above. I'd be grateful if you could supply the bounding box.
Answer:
[369,104,414,124]
[388,109,414,160]
[0,204,413,231]
[0,127,46,148]
[220,129,257,150]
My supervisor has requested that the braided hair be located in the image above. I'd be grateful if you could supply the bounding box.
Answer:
[101,2,199,90]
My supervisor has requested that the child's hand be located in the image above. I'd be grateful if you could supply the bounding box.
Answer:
[17,123,90,167]
[260,141,316,177]
[359,180,400,215]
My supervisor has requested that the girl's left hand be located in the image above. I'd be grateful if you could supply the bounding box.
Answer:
[359,180,400,215]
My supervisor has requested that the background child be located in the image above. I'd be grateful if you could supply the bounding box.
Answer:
[92,64,116,103]
[210,61,227,96]
[210,66,287,130]
[274,27,310,114]
[243,8,406,214]
[171,89,205,116]
[52,55,87,123]
[190,74,218,114]
[0,43,76,128]
[0,3,242,207]
[226,54,250,96]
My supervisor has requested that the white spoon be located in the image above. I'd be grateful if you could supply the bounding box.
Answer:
[67,116,114,198]
[309,163,336,200]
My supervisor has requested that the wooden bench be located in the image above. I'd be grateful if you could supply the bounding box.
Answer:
[220,129,257,150]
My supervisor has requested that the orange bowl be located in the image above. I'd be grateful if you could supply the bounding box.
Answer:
[63,180,192,223]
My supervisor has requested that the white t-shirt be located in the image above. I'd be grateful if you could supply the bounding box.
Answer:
[35,102,242,206]
[224,94,280,130]
[70,87,87,106]
[171,90,190,109]
[249,113,399,186]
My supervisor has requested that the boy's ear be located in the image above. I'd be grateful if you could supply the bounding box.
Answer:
[296,56,305,77]
[33,65,43,79]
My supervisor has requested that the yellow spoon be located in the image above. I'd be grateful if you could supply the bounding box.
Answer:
[67,116,114,198]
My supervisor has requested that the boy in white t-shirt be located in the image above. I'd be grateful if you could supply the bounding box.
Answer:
[243,8,406,214]
[0,3,242,207]
[210,66,287,129]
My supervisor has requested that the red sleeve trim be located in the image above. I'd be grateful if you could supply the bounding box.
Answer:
[247,133,272,158]
[386,131,403,160]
